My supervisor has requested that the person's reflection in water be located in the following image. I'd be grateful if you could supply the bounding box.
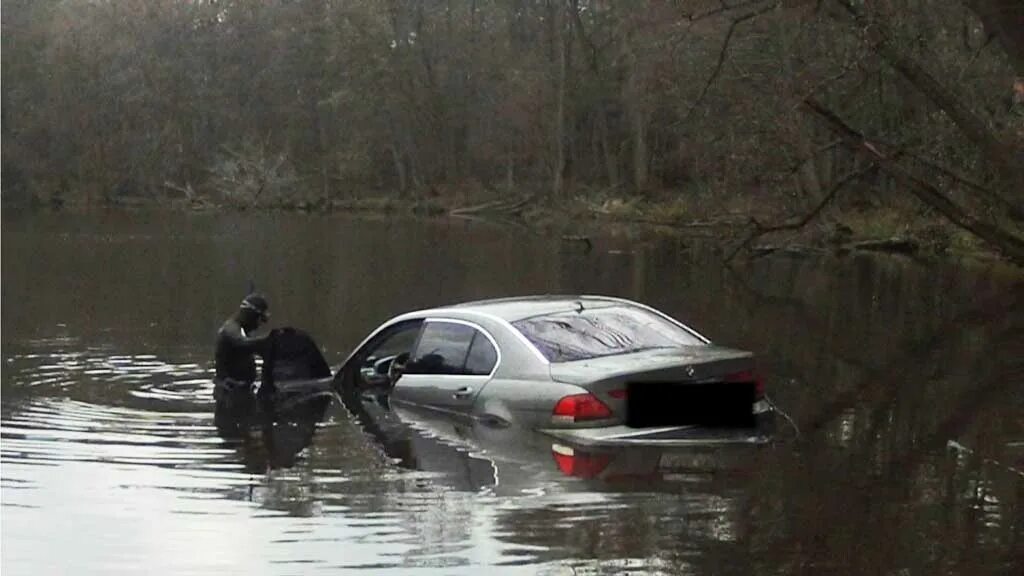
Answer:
[233,394,334,474]
[214,316,337,473]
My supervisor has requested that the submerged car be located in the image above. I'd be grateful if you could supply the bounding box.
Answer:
[332,295,775,446]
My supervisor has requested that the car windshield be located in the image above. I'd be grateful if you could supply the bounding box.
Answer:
[511,305,705,362]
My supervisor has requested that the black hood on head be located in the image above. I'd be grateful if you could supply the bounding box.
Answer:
[241,293,270,320]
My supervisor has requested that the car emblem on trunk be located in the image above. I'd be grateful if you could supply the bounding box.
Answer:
[685,365,695,377]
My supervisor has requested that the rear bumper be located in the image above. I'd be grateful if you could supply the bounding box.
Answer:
[540,403,776,447]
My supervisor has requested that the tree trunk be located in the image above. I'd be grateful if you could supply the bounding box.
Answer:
[963,0,1024,77]
[836,0,1024,195]
[390,143,407,192]
[875,37,1024,191]
[407,133,422,191]
[505,154,515,191]
[622,40,648,191]
[632,107,648,191]
[598,106,618,188]
[552,3,567,198]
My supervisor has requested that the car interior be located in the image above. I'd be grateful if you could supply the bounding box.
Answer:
[335,320,424,396]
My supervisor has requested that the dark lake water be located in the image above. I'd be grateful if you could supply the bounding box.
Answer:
[2,209,1022,575]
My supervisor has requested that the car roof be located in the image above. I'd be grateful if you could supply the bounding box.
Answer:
[435,295,632,323]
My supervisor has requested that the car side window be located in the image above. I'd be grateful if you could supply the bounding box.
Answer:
[366,323,422,361]
[464,332,497,376]
[338,320,423,391]
[405,321,495,376]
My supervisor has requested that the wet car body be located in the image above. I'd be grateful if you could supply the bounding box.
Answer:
[333,296,775,446]
[338,389,765,495]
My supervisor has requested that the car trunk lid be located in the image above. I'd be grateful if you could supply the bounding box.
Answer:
[548,346,759,428]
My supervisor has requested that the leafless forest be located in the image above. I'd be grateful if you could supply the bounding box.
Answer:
[2,1,1022,259]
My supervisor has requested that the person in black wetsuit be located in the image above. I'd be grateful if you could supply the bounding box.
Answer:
[213,293,273,410]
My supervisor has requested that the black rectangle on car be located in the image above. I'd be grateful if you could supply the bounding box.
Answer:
[625,381,757,428]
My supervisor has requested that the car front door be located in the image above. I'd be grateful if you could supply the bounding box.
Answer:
[338,320,424,394]
[393,319,499,415]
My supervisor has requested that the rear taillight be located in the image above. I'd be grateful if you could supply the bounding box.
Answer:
[551,444,611,478]
[552,393,613,422]
[725,369,765,396]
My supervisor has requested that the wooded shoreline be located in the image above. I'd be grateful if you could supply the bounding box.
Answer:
[5,187,1008,265]
[3,1,1022,264]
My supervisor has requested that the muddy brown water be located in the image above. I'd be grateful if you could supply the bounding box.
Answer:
[2,209,1022,575]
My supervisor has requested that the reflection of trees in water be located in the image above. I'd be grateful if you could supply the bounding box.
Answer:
[740,431,1022,575]
[716,257,1023,575]
[490,489,757,575]
[547,247,1022,573]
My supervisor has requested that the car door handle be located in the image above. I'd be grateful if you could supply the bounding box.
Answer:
[453,386,474,399]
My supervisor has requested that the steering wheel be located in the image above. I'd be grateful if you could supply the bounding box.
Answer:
[387,352,410,386]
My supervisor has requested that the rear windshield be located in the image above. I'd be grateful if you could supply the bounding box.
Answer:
[511,305,705,362]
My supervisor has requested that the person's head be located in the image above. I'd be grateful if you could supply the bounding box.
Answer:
[237,293,270,330]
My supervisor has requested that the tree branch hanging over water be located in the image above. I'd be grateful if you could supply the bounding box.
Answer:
[803,97,1024,265]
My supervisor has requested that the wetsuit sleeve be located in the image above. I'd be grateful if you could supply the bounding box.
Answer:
[220,323,272,357]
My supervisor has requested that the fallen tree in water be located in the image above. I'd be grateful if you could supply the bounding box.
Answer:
[449,195,534,217]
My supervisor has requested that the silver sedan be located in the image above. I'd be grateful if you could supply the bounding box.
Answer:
[332,295,775,446]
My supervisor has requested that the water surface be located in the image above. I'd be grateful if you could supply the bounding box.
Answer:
[2,209,1022,575]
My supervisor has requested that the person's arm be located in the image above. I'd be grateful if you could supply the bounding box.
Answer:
[221,322,273,356]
